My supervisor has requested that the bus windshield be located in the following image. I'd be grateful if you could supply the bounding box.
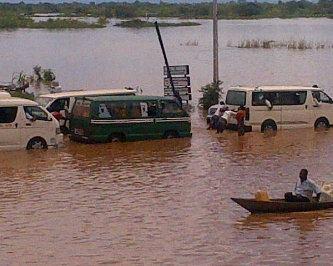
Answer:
[226,90,246,106]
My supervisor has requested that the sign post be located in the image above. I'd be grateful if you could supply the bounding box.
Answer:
[163,65,191,103]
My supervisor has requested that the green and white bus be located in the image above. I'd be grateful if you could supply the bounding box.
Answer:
[69,95,191,142]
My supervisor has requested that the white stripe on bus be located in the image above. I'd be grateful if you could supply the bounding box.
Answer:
[91,118,190,124]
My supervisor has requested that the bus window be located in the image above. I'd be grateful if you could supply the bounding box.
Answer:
[72,99,91,118]
[147,102,157,117]
[98,103,112,118]
[48,98,69,112]
[128,102,157,118]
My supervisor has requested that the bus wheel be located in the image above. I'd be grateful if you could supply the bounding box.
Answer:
[27,137,47,150]
[164,131,179,139]
[315,117,329,129]
[109,133,125,142]
[261,120,277,133]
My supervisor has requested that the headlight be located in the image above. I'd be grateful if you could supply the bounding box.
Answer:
[56,127,61,134]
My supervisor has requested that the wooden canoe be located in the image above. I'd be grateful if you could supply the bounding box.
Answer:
[231,197,333,214]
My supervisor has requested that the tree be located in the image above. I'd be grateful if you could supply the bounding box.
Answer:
[199,82,222,110]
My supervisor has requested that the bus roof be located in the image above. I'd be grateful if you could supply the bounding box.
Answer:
[82,95,175,102]
[37,88,136,99]
[229,85,323,92]
[0,97,38,107]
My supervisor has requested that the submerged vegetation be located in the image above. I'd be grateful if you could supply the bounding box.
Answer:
[115,19,200,28]
[30,18,106,29]
[228,39,333,50]
[0,12,107,29]
[0,1,333,21]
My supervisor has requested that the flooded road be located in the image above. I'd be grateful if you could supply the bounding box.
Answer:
[1,115,333,264]
[1,18,333,264]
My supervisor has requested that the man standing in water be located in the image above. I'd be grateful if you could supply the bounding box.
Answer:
[285,169,321,202]
[236,106,246,136]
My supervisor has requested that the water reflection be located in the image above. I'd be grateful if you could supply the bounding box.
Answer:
[236,211,333,233]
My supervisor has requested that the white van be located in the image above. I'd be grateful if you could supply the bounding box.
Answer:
[0,97,63,150]
[224,85,333,132]
[206,102,225,124]
[36,88,136,114]
[0,91,11,98]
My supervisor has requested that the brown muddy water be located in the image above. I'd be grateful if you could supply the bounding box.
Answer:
[1,18,333,264]
[1,119,333,264]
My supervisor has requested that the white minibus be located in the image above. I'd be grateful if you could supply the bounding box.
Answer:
[36,88,136,114]
[224,86,333,132]
[0,97,63,150]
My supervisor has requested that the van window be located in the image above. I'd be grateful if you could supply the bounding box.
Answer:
[226,90,246,106]
[96,102,128,119]
[72,99,91,118]
[279,91,307,105]
[0,107,17,123]
[48,98,70,112]
[312,91,333,104]
[131,102,157,118]
[161,101,183,117]
[252,92,279,106]
[252,91,307,106]
[24,106,49,121]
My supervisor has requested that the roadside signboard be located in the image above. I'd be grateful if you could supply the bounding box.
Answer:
[163,64,191,102]
[164,91,191,101]
[164,87,191,95]
[163,65,189,76]
[164,77,190,88]
[164,87,192,101]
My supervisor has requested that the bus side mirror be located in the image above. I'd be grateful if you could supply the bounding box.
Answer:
[265,99,272,109]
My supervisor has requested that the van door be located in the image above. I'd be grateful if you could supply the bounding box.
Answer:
[280,91,312,129]
[0,106,21,149]
[251,91,282,130]
[312,90,333,125]
[21,106,53,146]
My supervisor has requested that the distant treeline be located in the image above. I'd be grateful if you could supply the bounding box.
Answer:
[0,0,333,19]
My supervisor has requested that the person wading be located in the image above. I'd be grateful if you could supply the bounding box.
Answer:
[236,106,246,136]
[285,169,321,202]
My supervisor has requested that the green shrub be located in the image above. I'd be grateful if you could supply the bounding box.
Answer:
[10,91,34,100]
[199,82,222,110]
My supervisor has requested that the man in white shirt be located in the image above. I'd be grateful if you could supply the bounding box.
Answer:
[285,169,321,202]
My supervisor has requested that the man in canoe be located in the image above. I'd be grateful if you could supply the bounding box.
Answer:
[285,169,322,202]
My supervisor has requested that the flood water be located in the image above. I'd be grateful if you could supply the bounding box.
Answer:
[1,18,333,264]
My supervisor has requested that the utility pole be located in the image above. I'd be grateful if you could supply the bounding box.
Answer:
[154,21,182,107]
[213,0,219,86]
